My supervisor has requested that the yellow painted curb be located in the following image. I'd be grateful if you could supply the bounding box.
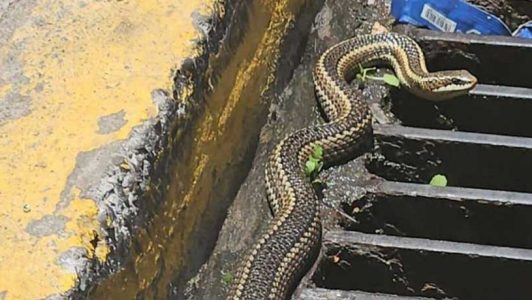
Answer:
[0,0,213,298]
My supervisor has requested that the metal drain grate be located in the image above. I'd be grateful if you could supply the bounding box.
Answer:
[296,27,532,299]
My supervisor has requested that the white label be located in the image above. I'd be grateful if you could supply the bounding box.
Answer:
[420,4,457,32]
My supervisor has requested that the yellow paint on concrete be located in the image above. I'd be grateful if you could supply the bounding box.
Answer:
[89,0,309,298]
[217,4,295,134]
[0,0,213,298]
[0,83,11,99]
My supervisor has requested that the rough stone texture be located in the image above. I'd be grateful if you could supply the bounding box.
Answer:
[185,0,393,299]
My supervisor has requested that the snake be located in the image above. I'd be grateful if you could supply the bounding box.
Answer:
[226,32,477,300]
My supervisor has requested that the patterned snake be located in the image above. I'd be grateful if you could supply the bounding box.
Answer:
[227,32,477,300]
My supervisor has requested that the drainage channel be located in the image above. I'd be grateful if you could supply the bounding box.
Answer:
[296,28,532,299]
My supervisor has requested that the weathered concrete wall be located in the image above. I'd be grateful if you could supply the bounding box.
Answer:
[0,0,323,299]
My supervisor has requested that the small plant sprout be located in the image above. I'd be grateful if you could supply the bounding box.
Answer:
[430,174,448,187]
[305,144,324,182]
[381,73,400,87]
[356,64,377,81]
[221,271,234,286]
[356,63,400,87]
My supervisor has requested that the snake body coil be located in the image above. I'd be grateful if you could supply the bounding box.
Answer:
[227,33,477,300]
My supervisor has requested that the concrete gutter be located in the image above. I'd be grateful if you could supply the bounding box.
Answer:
[0,0,325,298]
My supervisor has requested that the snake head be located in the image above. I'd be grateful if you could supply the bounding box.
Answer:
[417,70,478,101]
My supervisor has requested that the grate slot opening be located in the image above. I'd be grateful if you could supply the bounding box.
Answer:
[341,181,532,249]
[313,231,532,300]
[366,125,532,194]
[388,84,532,138]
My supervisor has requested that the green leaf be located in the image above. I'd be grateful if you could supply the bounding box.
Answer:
[312,145,323,160]
[308,156,319,163]
[221,272,233,286]
[306,145,324,178]
[305,160,317,176]
[382,74,400,87]
[430,174,448,187]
